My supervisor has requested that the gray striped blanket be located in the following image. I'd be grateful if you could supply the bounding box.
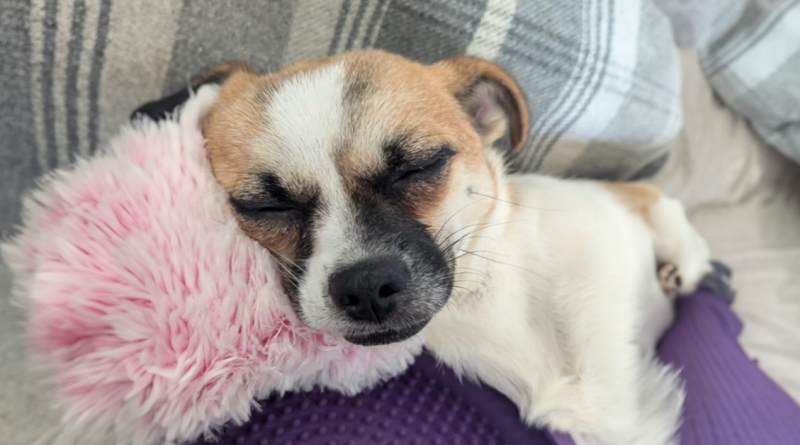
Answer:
[2,0,799,233]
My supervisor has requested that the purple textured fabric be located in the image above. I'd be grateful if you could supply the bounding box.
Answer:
[192,287,800,445]
[191,353,558,445]
[659,289,800,445]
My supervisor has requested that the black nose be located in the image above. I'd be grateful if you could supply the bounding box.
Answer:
[328,257,409,323]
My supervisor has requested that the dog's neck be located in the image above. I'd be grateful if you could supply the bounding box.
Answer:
[425,172,550,418]
[448,151,535,307]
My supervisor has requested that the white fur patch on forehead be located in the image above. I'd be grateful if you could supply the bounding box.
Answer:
[259,63,347,184]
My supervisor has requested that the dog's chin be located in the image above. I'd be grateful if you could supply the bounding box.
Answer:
[344,321,428,346]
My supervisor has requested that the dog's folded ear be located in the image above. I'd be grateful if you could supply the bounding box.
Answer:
[434,56,530,152]
[131,61,251,122]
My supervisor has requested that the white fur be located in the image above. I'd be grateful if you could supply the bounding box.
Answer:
[424,164,711,445]
[257,63,381,334]
[260,63,354,332]
[261,62,346,179]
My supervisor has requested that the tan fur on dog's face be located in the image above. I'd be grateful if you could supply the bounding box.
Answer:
[203,50,528,345]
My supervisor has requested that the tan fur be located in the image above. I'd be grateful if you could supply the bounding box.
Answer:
[336,52,480,176]
[236,217,302,260]
[204,59,334,193]
[203,71,263,192]
[602,182,662,219]
[432,56,530,151]
[335,52,484,226]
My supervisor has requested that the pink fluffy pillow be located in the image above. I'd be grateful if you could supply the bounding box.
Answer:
[1,86,420,445]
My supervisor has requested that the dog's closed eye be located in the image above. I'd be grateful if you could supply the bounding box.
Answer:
[229,197,299,217]
[391,147,454,189]
[229,174,312,221]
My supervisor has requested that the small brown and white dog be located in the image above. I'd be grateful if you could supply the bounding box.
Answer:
[137,50,712,445]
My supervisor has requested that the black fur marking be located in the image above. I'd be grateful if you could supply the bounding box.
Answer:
[130,68,234,122]
[227,172,320,314]
[285,219,317,312]
[376,136,454,195]
[230,173,317,216]
[381,134,414,174]
[130,87,195,122]
[351,187,453,299]
[343,71,372,108]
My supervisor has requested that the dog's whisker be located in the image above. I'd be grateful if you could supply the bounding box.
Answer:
[432,197,488,243]
[279,256,301,271]
[453,278,485,286]
[452,284,481,301]
[450,270,488,279]
[274,255,300,273]
[455,265,490,273]
[437,220,502,248]
[452,234,500,243]
[452,272,489,282]
[270,250,301,269]
[439,219,527,253]
[468,190,570,212]
[457,249,510,259]
[457,250,544,278]
[453,248,508,262]
[443,218,527,243]
[270,252,304,285]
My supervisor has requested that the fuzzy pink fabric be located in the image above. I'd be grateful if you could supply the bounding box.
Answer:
[1,86,421,445]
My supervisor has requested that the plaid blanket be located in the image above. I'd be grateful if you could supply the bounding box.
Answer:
[1,0,798,233]
[701,0,800,166]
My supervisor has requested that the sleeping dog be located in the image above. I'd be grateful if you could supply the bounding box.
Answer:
[136,50,712,445]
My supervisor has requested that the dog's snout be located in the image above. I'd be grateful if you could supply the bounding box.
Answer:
[328,257,409,323]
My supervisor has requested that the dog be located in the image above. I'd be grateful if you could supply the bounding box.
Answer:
[135,50,712,444]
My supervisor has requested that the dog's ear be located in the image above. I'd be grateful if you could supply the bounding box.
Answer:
[435,56,529,151]
[131,61,251,121]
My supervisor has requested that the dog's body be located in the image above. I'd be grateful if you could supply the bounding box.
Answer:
[137,49,712,444]
[425,174,710,444]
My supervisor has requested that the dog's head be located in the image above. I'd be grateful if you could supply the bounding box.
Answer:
[137,50,528,345]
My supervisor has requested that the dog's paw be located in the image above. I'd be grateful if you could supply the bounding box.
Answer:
[696,260,736,305]
[657,263,681,300]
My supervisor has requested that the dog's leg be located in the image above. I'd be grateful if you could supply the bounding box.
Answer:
[630,197,708,445]
[637,195,712,350]
[647,196,712,296]
[602,183,711,296]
